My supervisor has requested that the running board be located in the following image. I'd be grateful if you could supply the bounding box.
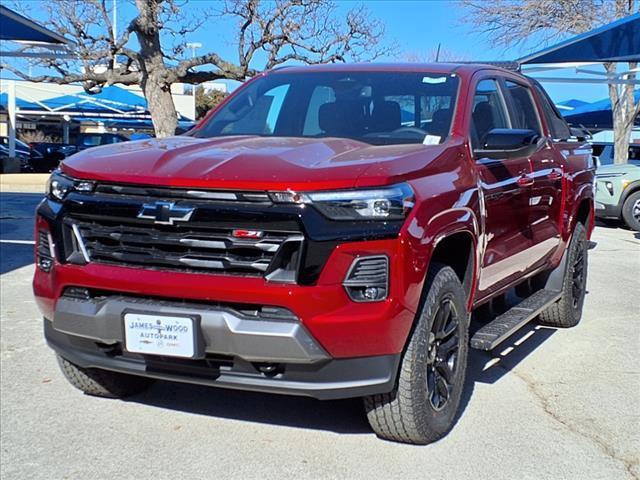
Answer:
[470,289,562,351]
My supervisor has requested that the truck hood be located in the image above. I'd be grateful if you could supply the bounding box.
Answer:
[61,135,451,191]
[596,162,640,176]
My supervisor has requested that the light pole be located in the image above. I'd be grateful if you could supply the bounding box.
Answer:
[186,42,202,121]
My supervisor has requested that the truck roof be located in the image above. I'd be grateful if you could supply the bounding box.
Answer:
[268,62,520,76]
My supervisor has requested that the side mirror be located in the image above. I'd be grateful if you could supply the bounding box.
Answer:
[570,126,591,141]
[475,128,541,159]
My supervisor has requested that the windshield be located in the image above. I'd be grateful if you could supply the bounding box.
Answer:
[194,71,460,146]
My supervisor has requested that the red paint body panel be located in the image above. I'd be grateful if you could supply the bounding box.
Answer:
[35,63,595,360]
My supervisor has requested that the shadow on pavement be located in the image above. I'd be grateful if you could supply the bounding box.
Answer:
[128,322,560,437]
[129,382,371,435]
[0,192,43,274]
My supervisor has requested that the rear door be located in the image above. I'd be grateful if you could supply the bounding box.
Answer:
[503,79,563,270]
[471,78,535,297]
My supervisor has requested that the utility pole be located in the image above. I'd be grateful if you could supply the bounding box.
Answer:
[112,0,118,68]
[186,42,202,121]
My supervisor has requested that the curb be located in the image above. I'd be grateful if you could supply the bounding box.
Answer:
[1,174,49,193]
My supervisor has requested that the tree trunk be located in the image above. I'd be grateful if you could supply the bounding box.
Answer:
[134,0,179,138]
[141,74,179,138]
[612,106,634,165]
[606,62,638,165]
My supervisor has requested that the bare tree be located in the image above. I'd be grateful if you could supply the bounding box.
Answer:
[3,0,392,137]
[461,0,639,164]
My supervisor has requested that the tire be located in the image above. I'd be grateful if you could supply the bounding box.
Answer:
[364,263,469,444]
[621,191,640,232]
[538,222,588,328]
[57,355,153,398]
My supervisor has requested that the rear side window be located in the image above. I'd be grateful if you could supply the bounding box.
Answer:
[504,81,541,134]
[470,79,510,148]
[532,84,571,140]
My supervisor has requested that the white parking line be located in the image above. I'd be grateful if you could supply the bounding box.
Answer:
[0,240,35,245]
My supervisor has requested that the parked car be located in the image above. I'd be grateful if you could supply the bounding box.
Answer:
[35,63,594,444]
[593,142,640,230]
[29,133,130,173]
[0,136,44,172]
[591,141,640,166]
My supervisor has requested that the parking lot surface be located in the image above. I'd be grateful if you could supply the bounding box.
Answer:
[1,191,639,480]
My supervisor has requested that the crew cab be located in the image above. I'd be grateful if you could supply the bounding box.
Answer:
[34,64,594,444]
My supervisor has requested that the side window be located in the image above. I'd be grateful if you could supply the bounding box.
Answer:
[471,79,509,149]
[303,86,336,135]
[504,81,541,133]
[533,84,571,140]
[81,135,101,147]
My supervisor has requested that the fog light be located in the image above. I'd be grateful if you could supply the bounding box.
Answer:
[343,255,389,302]
[37,257,53,272]
[363,287,379,300]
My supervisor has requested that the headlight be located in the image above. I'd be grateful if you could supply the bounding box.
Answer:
[596,172,625,179]
[46,171,94,201]
[270,183,415,221]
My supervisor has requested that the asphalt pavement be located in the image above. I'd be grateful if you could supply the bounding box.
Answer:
[1,191,639,480]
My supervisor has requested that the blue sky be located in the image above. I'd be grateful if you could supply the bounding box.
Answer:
[5,0,611,103]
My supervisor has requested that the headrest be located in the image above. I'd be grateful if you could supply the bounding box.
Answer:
[429,108,453,136]
[318,101,365,136]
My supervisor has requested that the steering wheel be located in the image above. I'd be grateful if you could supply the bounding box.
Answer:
[391,126,428,138]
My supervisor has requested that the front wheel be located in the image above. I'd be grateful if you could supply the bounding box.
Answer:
[621,191,640,232]
[364,263,469,444]
[57,355,154,398]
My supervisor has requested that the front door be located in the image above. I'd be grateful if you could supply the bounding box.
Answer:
[470,78,534,297]
[504,80,563,270]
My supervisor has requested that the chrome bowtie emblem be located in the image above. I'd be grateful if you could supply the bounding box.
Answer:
[137,201,195,225]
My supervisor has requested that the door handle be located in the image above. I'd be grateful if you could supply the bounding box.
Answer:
[548,169,563,180]
[516,174,534,187]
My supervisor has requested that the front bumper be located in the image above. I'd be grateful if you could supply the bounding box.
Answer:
[595,200,621,219]
[45,295,400,400]
[52,293,330,364]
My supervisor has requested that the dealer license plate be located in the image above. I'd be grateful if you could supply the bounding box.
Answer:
[124,313,196,358]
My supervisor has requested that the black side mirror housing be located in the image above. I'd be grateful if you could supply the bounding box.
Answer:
[475,128,541,159]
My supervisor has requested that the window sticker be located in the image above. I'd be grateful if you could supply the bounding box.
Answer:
[422,76,447,84]
[423,135,441,145]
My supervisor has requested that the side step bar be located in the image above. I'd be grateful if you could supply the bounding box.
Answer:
[470,289,562,351]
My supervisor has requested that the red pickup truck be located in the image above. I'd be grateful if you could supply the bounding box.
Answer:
[34,63,594,444]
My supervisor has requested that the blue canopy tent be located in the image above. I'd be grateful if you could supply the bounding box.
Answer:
[42,86,148,116]
[0,5,70,47]
[1,5,74,158]
[556,99,590,111]
[520,13,640,64]
[38,86,193,126]
[562,90,640,129]
[0,92,46,111]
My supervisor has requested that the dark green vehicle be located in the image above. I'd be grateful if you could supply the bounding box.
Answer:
[593,142,640,231]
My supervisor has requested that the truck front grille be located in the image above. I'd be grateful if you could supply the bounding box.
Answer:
[62,216,303,279]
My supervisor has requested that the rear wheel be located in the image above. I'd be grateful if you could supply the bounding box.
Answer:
[364,263,469,444]
[57,355,153,398]
[538,222,588,328]
[621,191,640,232]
